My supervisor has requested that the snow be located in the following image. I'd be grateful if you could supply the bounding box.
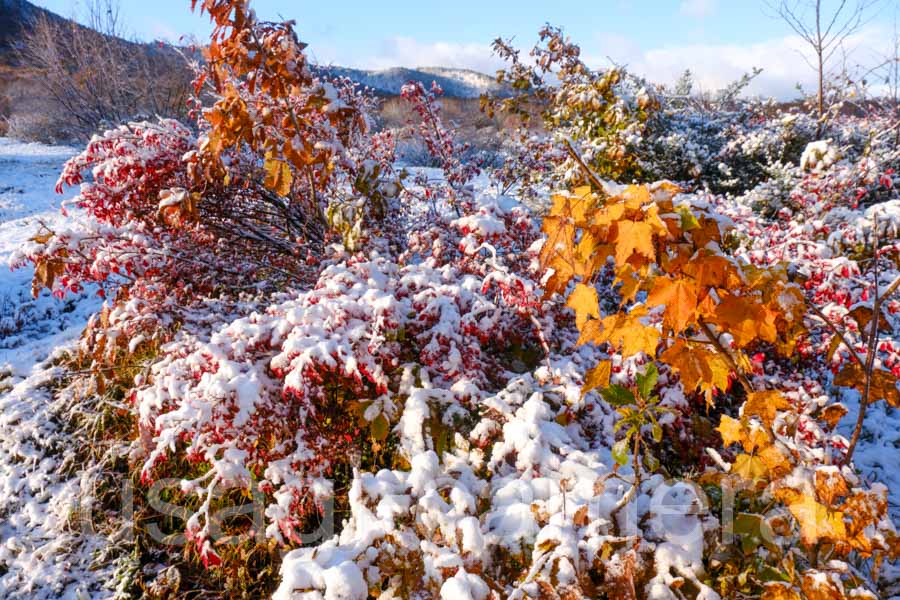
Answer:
[0,135,898,598]
[0,139,119,599]
[0,138,100,374]
[313,65,510,99]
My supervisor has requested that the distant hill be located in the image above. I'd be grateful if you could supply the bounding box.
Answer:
[1,1,507,100]
[0,1,512,140]
[0,0,66,65]
[316,65,510,99]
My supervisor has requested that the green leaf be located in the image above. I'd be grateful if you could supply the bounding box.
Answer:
[370,415,390,442]
[678,206,700,231]
[601,385,635,407]
[651,423,663,443]
[636,364,658,399]
[612,438,630,465]
[734,512,778,553]
[759,565,792,583]
[643,447,660,472]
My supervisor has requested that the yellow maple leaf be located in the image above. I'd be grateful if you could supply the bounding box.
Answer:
[743,391,792,428]
[549,191,593,224]
[660,339,730,403]
[713,295,778,347]
[646,276,699,333]
[732,453,769,481]
[614,265,642,305]
[717,415,744,447]
[613,315,660,358]
[264,155,293,196]
[566,283,600,330]
[576,318,604,347]
[682,252,737,289]
[578,309,659,358]
[614,220,656,266]
[774,488,847,547]
[649,180,683,201]
[591,202,626,228]
[622,184,651,210]
[758,445,791,477]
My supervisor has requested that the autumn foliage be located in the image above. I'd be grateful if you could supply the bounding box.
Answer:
[9,1,900,598]
[542,178,899,597]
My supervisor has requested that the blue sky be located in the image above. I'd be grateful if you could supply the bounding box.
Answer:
[30,0,900,99]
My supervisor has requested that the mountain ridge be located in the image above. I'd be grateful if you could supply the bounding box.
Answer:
[314,65,510,99]
[0,0,507,99]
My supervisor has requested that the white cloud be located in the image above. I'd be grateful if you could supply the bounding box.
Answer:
[346,37,504,74]
[310,24,893,101]
[592,25,893,100]
[679,0,718,19]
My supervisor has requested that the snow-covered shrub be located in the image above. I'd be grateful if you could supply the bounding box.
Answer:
[800,139,841,173]
[10,3,900,599]
[133,185,557,567]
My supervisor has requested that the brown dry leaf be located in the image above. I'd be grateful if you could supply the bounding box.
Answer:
[819,403,848,430]
[835,362,900,407]
[30,231,54,245]
[848,305,890,337]
[761,583,801,600]
[573,505,590,527]
[871,369,900,408]
[814,468,849,506]
[825,334,843,361]
[605,550,637,600]
[799,571,844,600]
[32,258,65,298]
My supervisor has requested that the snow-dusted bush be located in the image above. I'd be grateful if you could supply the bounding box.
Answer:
[10,3,900,599]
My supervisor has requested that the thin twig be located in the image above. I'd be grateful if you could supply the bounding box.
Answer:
[807,302,866,370]
[698,320,756,392]
[563,139,606,193]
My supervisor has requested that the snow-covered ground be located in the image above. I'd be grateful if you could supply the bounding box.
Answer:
[0,138,100,374]
[0,138,115,599]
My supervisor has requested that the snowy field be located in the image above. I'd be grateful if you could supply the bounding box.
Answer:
[0,138,113,599]
[0,138,99,373]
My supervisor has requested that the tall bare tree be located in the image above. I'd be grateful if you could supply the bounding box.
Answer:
[17,0,192,140]
[768,0,879,135]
